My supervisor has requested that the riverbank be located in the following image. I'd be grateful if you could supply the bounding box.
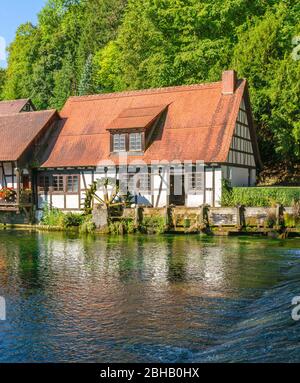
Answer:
[1,223,300,238]
[1,203,300,239]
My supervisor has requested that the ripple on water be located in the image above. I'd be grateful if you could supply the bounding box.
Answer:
[0,231,299,362]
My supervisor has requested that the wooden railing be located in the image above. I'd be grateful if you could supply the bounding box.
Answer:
[0,191,33,211]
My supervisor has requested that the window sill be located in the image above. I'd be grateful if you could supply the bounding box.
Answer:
[110,151,144,156]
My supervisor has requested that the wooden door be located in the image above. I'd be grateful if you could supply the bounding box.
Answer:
[169,174,185,206]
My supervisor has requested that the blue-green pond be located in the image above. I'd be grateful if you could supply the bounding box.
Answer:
[0,230,299,362]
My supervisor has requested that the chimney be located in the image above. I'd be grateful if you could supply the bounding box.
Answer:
[222,70,237,94]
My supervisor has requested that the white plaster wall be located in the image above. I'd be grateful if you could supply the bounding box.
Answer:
[214,168,222,207]
[205,168,213,206]
[186,194,204,207]
[66,195,80,209]
[152,172,168,208]
[51,195,65,209]
[81,171,93,189]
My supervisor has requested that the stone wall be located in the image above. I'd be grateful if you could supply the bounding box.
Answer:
[120,206,294,228]
[0,211,31,225]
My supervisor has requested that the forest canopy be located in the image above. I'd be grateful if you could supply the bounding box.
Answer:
[0,0,299,164]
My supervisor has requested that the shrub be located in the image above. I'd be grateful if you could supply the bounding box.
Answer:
[41,204,65,227]
[142,215,166,234]
[265,211,276,228]
[41,205,84,229]
[222,187,300,207]
[79,215,96,233]
[63,212,84,228]
[108,218,136,234]
[292,199,300,219]
[284,214,297,228]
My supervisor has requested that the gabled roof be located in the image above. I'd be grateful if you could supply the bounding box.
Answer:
[41,75,261,168]
[107,105,168,131]
[0,110,57,161]
[0,99,32,115]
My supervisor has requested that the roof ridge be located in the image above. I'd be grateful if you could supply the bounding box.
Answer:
[0,109,56,118]
[68,81,222,103]
[0,98,30,104]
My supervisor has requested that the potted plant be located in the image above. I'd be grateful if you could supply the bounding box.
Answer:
[0,188,17,202]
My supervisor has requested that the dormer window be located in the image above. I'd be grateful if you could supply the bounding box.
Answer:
[107,104,168,154]
[113,134,126,152]
[111,132,144,153]
[129,133,142,151]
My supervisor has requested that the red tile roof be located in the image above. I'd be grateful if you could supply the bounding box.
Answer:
[107,105,168,130]
[0,110,57,161]
[0,99,31,115]
[41,78,261,168]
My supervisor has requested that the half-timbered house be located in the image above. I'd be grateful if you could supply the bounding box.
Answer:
[0,102,58,213]
[36,70,262,211]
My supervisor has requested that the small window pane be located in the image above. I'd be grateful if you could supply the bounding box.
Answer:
[53,176,64,192]
[113,134,126,152]
[139,173,151,192]
[67,176,79,193]
[39,176,50,192]
[129,133,142,151]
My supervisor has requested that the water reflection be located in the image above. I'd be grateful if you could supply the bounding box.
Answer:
[0,231,299,362]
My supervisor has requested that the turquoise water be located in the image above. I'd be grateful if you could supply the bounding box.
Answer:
[0,230,299,363]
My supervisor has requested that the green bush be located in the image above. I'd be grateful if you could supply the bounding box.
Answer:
[63,212,84,228]
[41,205,84,229]
[142,216,166,234]
[108,219,136,234]
[79,215,96,233]
[222,187,300,207]
[41,204,65,227]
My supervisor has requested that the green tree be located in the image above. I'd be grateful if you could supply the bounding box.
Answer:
[78,54,95,96]
[0,68,6,100]
[51,51,78,109]
[77,0,127,70]
[3,23,40,101]
[232,2,300,162]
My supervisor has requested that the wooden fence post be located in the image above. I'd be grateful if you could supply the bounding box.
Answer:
[275,204,285,227]
[135,206,144,228]
[199,204,210,230]
[236,204,246,229]
[165,204,174,229]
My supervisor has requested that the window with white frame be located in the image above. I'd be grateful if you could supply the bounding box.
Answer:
[129,133,142,151]
[113,134,126,152]
[187,168,204,193]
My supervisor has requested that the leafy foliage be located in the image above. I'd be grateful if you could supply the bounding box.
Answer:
[222,187,300,207]
[141,215,166,234]
[41,204,84,228]
[41,204,65,227]
[78,54,95,95]
[63,212,84,227]
[0,69,6,100]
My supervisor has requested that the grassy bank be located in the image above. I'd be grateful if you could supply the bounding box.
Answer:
[222,186,300,207]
